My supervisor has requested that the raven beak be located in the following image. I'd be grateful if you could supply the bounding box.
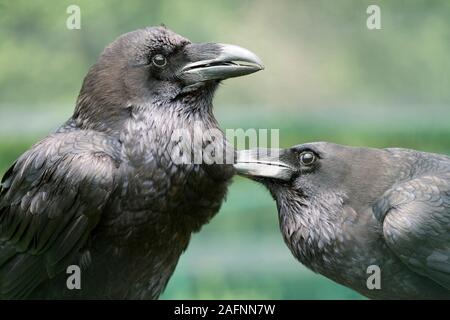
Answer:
[179,43,264,85]
[234,149,296,181]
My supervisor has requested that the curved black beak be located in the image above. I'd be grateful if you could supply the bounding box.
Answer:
[178,43,264,85]
[234,149,296,181]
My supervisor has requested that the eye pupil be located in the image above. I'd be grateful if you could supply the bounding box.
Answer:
[300,152,316,165]
[152,54,167,67]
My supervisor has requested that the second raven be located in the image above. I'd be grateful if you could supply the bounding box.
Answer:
[235,142,450,299]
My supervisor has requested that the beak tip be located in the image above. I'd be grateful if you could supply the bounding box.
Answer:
[218,43,264,69]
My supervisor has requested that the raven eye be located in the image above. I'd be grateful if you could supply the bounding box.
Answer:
[299,152,316,165]
[152,54,167,67]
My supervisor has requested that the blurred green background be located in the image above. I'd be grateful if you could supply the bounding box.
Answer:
[1,0,449,299]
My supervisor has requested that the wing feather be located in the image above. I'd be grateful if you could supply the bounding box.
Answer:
[0,132,119,298]
[374,174,450,290]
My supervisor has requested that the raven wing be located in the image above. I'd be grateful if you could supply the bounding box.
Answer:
[0,131,119,298]
[373,174,450,290]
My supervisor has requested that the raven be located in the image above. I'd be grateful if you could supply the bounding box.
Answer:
[0,26,263,299]
[235,142,450,299]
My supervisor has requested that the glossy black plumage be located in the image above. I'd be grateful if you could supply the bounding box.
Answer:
[0,26,263,299]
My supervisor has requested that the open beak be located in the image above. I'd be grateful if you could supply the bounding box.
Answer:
[234,149,296,181]
[178,43,264,85]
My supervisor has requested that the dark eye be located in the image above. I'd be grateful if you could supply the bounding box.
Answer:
[152,54,167,67]
[299,151,316,165]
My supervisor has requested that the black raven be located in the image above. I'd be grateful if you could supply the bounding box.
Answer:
[0,26,263,299]
[235,142,450,299]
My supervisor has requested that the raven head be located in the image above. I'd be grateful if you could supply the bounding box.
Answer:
[234,142,392,211]
[74,26,263,128]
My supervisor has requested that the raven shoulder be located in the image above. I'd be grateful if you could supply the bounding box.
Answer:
[373,150,450,292]
[0,130,120,299]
